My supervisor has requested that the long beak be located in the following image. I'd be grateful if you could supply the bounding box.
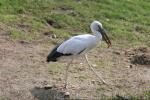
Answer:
[98,26,111,48]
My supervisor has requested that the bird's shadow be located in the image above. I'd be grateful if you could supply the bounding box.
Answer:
[30,86,70,100]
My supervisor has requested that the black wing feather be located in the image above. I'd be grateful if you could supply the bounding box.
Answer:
[47,44,72,62]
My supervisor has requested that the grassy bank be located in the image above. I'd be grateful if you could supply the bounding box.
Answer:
[0,0,149,47]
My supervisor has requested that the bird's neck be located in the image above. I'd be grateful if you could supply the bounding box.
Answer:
[94,32,102,41]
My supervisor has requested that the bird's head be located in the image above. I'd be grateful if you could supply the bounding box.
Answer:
[90,21,111,48]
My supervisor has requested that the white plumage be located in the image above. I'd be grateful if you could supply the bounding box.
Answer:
[57,34,102,55]
[47,20,111,90]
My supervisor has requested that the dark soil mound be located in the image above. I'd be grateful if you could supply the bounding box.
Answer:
[130,53,150,65]
[125,47,150,65]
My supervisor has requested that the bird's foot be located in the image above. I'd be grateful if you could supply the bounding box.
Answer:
[64,91,70,99]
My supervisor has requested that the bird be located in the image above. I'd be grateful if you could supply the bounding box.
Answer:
[47,20,111,89]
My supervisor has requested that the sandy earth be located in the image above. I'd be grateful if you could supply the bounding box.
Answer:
[0,27,150,100]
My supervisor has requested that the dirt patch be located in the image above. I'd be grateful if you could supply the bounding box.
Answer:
[0,29,150,99]
[125,46,150,65]
[131,53,150,65]
[30,86,69,100]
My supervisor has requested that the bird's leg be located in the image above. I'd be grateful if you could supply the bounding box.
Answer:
[64,58,73,89]
[84,54,107,84]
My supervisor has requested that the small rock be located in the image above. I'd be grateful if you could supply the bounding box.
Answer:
[80,62,83,65]
[106,18,110,21]
[93,64,97,67]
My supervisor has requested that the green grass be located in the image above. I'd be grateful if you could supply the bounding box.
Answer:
[9,27,39,41]
[48,63,64,74]
[10,28,26,40]
[0,0,149,46]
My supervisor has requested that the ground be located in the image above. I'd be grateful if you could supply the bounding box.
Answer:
[0,29,150,99]
[0,0,150,99]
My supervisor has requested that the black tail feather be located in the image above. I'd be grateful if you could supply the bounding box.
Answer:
[47,44,61,62]
[47,44,72,62]
[47,51,64,62]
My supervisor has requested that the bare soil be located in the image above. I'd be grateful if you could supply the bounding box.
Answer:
[129,47,150,65]
[0,26,150,100]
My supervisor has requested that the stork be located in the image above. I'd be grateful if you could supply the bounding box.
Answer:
[47,21,111,89]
